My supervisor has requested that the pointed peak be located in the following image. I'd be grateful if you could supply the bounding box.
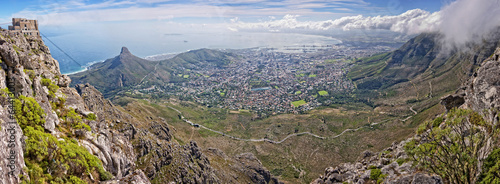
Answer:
[120,47,131,55]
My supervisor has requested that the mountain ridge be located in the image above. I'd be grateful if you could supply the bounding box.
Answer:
[69,47,236,97]
[70,47,160,96]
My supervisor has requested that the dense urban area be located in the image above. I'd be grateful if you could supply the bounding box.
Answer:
[131,44,395,117]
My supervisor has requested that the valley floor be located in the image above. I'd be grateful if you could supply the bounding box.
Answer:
[115,97,431,183]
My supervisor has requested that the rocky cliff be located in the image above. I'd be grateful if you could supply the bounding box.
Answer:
[0,27,148,184]
[0,29,279,183]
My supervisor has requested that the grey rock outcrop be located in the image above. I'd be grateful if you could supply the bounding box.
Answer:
[0,29,148,183]
[0,30,63,184]
[74,83,140,179]
[234,152,281,184]
[0,98,27,184]
[311,141,442,184]
[464,47,500,123]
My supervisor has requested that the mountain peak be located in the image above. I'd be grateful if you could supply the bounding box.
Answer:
[121,47,131,55]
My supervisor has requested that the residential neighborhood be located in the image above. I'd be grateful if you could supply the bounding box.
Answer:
[134,45,391,117]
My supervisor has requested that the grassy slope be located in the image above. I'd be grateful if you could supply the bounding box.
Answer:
[114,97,416,183]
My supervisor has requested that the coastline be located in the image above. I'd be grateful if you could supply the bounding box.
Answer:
[61,51,181,75]
[62,59,104,75]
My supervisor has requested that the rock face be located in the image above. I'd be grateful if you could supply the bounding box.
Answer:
[0,99,27,184]
[464,47,500,123]
[204,148,282,184]
[234,153,280,184]
[0,29,147,183]
[0,29,62,183]
[310,141,442,184]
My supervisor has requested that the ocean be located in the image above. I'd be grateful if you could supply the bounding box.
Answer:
[42,31,341,74]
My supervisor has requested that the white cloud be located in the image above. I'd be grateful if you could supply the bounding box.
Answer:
[229,9,441,34]
[438,0,500,50]
[230,0,500,51]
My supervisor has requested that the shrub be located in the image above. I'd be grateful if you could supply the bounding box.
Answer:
[41,78,59,98]
[14,96,108,183]
[22,124,109,183]
[478,148,500,183]
[405,108,494,184]
[69,176,86,184]
[13,95,46,129]
[86,113,97,121]
[370,168,382,180]
[63,108,91,132]
[431,116,443,127]
[416,121,429,135]
[0,87,13,98]
[396,158,406,166]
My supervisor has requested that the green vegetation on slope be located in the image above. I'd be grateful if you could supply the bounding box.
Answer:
[167,48,235,68]
[14,95,111,183]
[347,52,390,83]
[405,108,496,184]
[479,148,500,183]
[41,78,59,98]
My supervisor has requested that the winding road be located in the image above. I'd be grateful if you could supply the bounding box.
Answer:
[166,106,391,144]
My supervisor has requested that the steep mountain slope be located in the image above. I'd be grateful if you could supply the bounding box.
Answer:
[70,47,162,96]
[0,29,136,183]
[0,29,279,183]
[311,47,500,184]
[350,32,500,91]
[347,31,500,123]
[349,33,441,88]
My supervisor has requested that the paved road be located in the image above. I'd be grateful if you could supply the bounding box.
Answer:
[167,105,389,144]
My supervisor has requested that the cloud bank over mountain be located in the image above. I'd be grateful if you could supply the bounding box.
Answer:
[438,0,500,50]
[230,0,500,49]
[229,9,440,35]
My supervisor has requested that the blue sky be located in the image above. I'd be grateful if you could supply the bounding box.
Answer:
[0,0,460,72]
[0,0,449,26]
